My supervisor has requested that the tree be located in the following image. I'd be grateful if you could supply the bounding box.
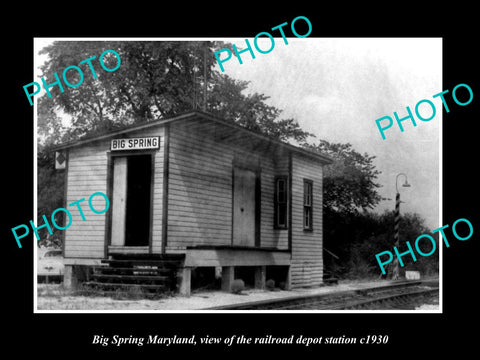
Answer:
[304,140,383,214]
[323,210,437,279]
[307,140,437,279]
[37,146,65,248]
[39,41,216,138]
[208,72,312,142]
[38,41,312,143]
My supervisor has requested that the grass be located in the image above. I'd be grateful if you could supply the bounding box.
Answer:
[37,284,71,297]
[37,274,440,311]
[36,283,176,310]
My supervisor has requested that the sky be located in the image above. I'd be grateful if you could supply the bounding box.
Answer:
[35,37,442,229]
[218,37,442,229]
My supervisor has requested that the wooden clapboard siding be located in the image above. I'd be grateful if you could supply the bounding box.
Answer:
[274,155,290,172]
[64,141,109,259]
[260,159,275,247]
[63,127,165,258]
[148,128,165,254]
[166,118,289,251]
[290,153,324,288]
[185,249,291,267]
[167,119,233,249]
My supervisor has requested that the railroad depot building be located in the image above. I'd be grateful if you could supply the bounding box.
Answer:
[54,111,332,295]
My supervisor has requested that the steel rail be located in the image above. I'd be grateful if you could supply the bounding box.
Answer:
[206,279,439,310]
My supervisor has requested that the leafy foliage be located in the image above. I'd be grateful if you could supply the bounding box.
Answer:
[38,41,312,143]
[37,141,65,248]
[304,140,383,214]
[324,210,438,279]
[39,41,216,137]
[231,279,245,294]
[208,72,313,142]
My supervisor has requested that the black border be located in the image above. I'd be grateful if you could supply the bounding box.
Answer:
[4,5,479,356]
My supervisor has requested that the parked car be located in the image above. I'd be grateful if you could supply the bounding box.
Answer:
[37,248,64,283]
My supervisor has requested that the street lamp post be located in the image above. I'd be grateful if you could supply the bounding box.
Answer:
[391,173,411,280]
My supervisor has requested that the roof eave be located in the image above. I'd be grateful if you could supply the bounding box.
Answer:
[52,110,334,165]
[51,112,198,151]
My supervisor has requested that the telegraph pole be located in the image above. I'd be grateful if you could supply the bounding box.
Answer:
[391,173,410,280]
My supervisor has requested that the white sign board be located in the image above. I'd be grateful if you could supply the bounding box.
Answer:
[111,136,160,151]
[405,270,421,280]
[55,151,67,169]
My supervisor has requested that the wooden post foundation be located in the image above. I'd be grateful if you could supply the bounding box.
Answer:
[221,266,234,292]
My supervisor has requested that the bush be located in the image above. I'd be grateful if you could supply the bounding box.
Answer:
[265,279,275,290]
[345,258,376,280]
[324,210,438,279]
[345,242,378,279]
[231,279,245,294]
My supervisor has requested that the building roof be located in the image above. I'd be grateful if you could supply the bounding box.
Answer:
[53,111,333,165]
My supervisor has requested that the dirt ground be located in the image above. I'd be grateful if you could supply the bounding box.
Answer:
[36,279,439,311]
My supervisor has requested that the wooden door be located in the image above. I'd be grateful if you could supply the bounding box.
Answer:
[111,157,127,246]
[233,167,256,246]
[110,155,152,248]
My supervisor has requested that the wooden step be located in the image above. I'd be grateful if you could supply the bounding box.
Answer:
[78,287,172,299]
[101,259,183,268]
[91,274,172,283]
[83,281,169,291]
[91,266,173,275]
[108,253,185,261]
[83,254,183,296]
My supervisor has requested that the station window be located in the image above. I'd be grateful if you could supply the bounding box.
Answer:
[274,176,288,229]
[304,179,313,230]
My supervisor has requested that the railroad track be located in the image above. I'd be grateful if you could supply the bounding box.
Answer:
[207,279,439,310]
